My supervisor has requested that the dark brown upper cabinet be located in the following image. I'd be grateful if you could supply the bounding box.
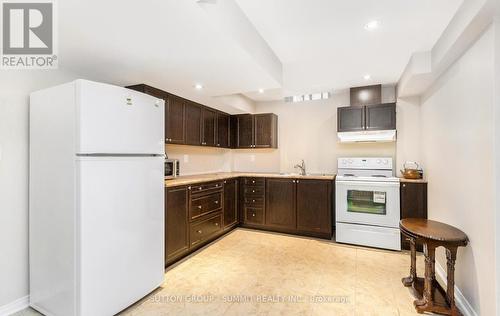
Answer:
[265,178,296,229]
[365,103,396,130]
[217,113,230,148]
[235,113,278,149]
[337,103,396,132]
[296,179,332,235]
[184,101,202,146]
[350,84,381,106]
[201,108,216,146]
[337,106,365,132]
[166,95,186,144]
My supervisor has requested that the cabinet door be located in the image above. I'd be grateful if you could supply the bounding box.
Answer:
[201,108,216,146]
[400,182,427,251]
[296,179,332,235]
[223,179,238,228]
[350,84,381,106]
[166,186,189,265]
[265,178,296,229]
[166,95,186,144]
[185,101,202,145]
[217,113,230,148]
[365,103,396,130]
[237,114,254,148]
[254,114,277,148]
[337,106,365,132]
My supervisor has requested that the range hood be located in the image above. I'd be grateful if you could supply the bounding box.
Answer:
[338,130,396,143]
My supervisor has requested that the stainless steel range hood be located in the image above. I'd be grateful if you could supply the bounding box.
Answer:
[337,130,396,143]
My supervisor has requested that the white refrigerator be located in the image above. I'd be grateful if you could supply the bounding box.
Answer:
[29,80,165,316]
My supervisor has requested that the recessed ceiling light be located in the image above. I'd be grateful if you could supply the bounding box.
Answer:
[258,88,264,94]
[363,74,371,80]
[194,84,203,90]
[364,20,380,31]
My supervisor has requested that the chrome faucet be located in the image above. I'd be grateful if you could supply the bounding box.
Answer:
[294,159,306,176]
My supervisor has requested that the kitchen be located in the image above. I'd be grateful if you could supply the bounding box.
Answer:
[0,1,499,316]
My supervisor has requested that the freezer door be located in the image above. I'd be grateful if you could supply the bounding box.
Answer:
[76,80,164,154]
[76,156,164,316]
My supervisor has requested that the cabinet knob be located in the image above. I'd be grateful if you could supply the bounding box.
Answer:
[215,222,219,226]
[188,186,191,190]
[199,187,202,190]
[197,230,203,234]
[252,180,255,183]
[252,213,256,217]
[402,184,406,188]
[214,200,219,204]
[297,180,300,183]
[252,190,255,193]
[252,199,255,202]
[217,144,220,146]
[224,180,227,184]
[198,205,202,209]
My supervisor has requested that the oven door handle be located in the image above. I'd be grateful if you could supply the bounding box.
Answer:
[335,180,400,187]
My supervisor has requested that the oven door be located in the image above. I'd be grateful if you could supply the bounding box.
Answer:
[336,180,400,228]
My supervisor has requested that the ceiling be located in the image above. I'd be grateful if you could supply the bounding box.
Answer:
[236,0,463,99]
[58,0,463,104]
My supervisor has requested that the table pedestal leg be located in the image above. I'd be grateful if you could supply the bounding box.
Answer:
[402,236,417,287]
[415,242,435,311]
[446,247,461,316]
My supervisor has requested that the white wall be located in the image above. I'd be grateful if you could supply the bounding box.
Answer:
[420,23,496,315]
[0,70,79,309]
[395,96,421,171]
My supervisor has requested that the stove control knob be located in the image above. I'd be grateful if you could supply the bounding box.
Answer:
[376,159,381,164]
[383,159,389,164]
[348,159,353,164]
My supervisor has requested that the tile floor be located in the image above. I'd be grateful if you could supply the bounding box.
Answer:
[18,228,428,316]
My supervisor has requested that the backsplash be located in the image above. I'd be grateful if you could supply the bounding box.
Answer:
[166,145,231,175]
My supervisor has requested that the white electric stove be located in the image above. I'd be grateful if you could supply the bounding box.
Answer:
[335,157,401,250]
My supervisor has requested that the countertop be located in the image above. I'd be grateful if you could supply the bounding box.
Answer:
[165,172,336,187]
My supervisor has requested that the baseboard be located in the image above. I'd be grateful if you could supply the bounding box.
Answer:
[434,262,478,316]
[0,295,29,316]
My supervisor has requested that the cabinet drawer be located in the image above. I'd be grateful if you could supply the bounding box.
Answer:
[190,213,223,246]
[244,207,264,224]
[189,181,223,194]
[243,186,265,196]
[190,192,222,220]
[243,178,265,186]
[244,197,264,207]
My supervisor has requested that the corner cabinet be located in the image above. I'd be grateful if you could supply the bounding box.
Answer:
[235,113,278,149]
[337,103,396,132]
[165,186,189,265]
[400,181,428,251]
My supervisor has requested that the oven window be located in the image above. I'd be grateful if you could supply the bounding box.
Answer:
[347,190,386,215]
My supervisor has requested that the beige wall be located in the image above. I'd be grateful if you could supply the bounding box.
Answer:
[232,91,397,173]
[395,96,422,172]
[420,23,496,315]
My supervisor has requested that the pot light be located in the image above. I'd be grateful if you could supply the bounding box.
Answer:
[364,20,380,31]
[194,84,203,90]
[363,74,371,80]
[258,88,264,94]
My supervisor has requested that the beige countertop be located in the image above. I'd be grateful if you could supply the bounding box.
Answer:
[399,177,427,183]
[165,172,336,187]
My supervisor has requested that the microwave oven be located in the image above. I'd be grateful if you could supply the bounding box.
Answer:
[165,159,180,179]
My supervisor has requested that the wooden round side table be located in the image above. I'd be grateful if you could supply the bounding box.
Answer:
[400,218,468,316]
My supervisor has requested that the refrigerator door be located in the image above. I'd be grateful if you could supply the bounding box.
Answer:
[76,156,164,316]
[76,80,165,155]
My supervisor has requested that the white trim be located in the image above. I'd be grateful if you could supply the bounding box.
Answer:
[434,262,478,316]
[0,295,29,316]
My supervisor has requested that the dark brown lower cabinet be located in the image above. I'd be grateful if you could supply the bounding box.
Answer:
[296,179,333,235]
[265,178,296,229]
[165,186,189,265]
[400,181,428,251]
[223,179,238,228]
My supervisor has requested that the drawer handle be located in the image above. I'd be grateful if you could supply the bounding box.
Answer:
[199,187,202,190]
[188,186,191,190]
[215,223,219,226]
[252,190,255,193]
[252,180,255,184]
[252,213,256,217]
[252,199,255,202]
[197,230,203,234]
[214,201,219,204]
[198,205,202,209]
